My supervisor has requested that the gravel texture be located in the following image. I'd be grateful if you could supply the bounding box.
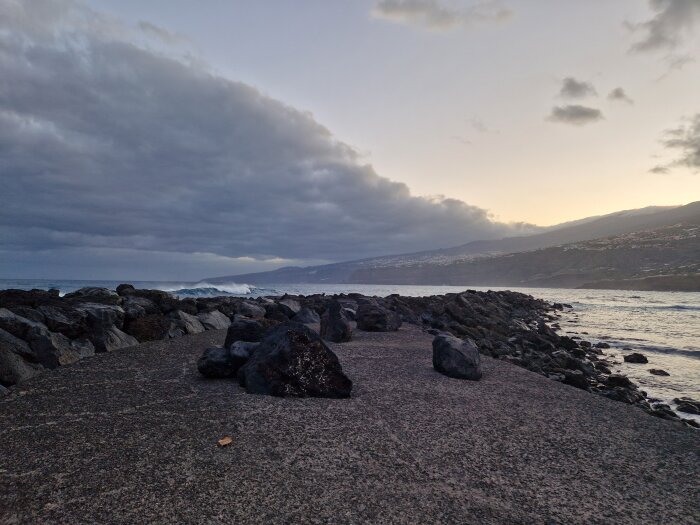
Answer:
[1,325,698,524]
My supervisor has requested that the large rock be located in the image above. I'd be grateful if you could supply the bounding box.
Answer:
[75,303,126,330]
[121,296,160,321]
[277,297,302,318]
[25,326,91,369]
[0,308,46,339]
[320,301,352,343]
[123,314,171,342]
[238,301,266,319]
[293,307,321,324]
[90,326,139,353]
[356,303,402,332]
[239,322,352,398]
[224,318,266,347]
[624,352,648,364]
[197,310,231,330]
[64,287,120,304]
[432,333,482,381]
[0,328,45,386]
[169,310,205,335]
[36,305,88,338]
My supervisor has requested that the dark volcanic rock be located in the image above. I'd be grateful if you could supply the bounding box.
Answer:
[197,310,231,330]
[293,307,321,324]
[124,314,171,342]
[90,326,139,353]
[320,301,352,343]
[674,398,700,415]
[238,301,266,319]
[36,305,88,339]
[0,328,45,386]
[624,352,648,364]
[432,334,482,381]
[649,369,670,376]
[64,287,120,304]
[0,384,8,396]
[169,310,205,335]
[75,303,126,330]
[356,303,402,332]
[197,347,238,378]
[239,322,352,398]
[224,318,266,347]
[115,283,136,296]
[277,297,302,318]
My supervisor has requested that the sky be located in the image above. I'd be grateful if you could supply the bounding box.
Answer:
[0,0,699,280]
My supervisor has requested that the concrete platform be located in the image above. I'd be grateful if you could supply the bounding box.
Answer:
[1,325,698,524]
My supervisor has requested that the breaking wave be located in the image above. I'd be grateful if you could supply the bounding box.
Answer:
[161,282,254,297]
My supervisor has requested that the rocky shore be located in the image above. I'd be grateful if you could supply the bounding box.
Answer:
[0,285,696,426]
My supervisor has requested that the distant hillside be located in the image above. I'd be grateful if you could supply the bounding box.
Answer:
[349,221,700,291]
[205,202,698,288]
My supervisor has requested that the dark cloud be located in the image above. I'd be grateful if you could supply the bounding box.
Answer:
[607,87,634,104]
[371,0,511,31]
[630,0,700,53]
[0,0,536,280]
[651,114,700,174]
[546,105,604,126]
[559,77,597,99]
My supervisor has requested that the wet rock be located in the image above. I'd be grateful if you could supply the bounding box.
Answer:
[169,310,205,335]
[432,334,482,381]
[674,398,700,415]
[197,310,231,330]
[0,328,45,386]
[649,369,670,376]
[320,301,353,343]
[293,307,321,324]
[239,322,352,398]
[224,318,266,347]
[607,374,633,388]
[624,352,648,364]
[356,303,402,332]
[595,342,611,349]
[563,370,589,390]
[238,301,266,319]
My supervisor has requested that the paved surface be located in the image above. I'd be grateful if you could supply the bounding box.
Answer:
[1,325,698,524]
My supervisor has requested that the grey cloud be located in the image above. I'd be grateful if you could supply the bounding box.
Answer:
[630,0,700,53]
[547,105,604,126]
[0,0,537,279]
[651,114,700,174]
[559,77,597,99]
[607,87,633,104]
[371,0,511,31]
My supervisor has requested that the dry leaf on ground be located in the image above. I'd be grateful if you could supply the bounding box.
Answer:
[217,436,233,447]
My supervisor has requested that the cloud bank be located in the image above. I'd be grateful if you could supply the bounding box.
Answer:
[651,114,700,174]
[371,0,511,31]
[0,0,535,280]
[547,105,604,126]
[630,0,700,53]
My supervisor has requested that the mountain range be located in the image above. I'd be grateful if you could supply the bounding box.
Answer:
[205,201,700,291]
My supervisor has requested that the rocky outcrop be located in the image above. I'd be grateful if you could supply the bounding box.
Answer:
[432,334,482,380]
[356,302,401,332]
[320,301,352,343]
[624,352,648,363]
[197,310,231,330]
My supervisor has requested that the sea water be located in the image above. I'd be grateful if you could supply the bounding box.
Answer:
[1,279,698,422]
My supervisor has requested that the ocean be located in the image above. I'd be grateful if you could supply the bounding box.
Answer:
[1,278,698,423]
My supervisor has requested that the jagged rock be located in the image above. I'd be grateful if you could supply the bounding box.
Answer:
[90,326,139,353]
[649,369,670,376]
[0,308,46,339]
[124,314,171,342]
[238,301,266,319]
[624,352,648,364]
[121,296,159,320]
[277,298,301,317]
[320,301,352,343]
[197,310,231,330]
[75,303,126,330]
[0,328,44,385]
[432,334,482,381]
[239,322,352,398]
[607,374,633,388]
[36,305,88,338]
[25,326,84,368]
[563,370,589,390]
[169,310,205,335]
[293,307,321,324]
[64,287,120,304]
[674,398,700,415]
[224,318,266,347]
[356,303,402,332]
[8,306,45,324]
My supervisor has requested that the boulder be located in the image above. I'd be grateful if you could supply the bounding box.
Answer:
[238,301,266,319]
[277,297,302,317]
[224,318,266,347]
[356,303,402,332]
[8,306,45,324]
[649,369,670,376]
[607,374,633,388]
[169,310,205,335]
[124,314,171,342]
[563,370,589,390]
[229,341,259,366]
[64,287,120,304]
[90,326,139,353]
[121,296,160,320]
[674,398,700,415]
[293,307,321,324]
[0,328,44,386]
[432,334,482,381]
[239,322,352,398]
[0,385,8,397]
[0,308,46,339]
[116,283,136,296]
[197,310,231,330]
[197,347,238,378]
[624,352,648,364]
[36,305,88,338]
[25,326,84,369]
[320,301,352,343]
[75,303,126,330]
